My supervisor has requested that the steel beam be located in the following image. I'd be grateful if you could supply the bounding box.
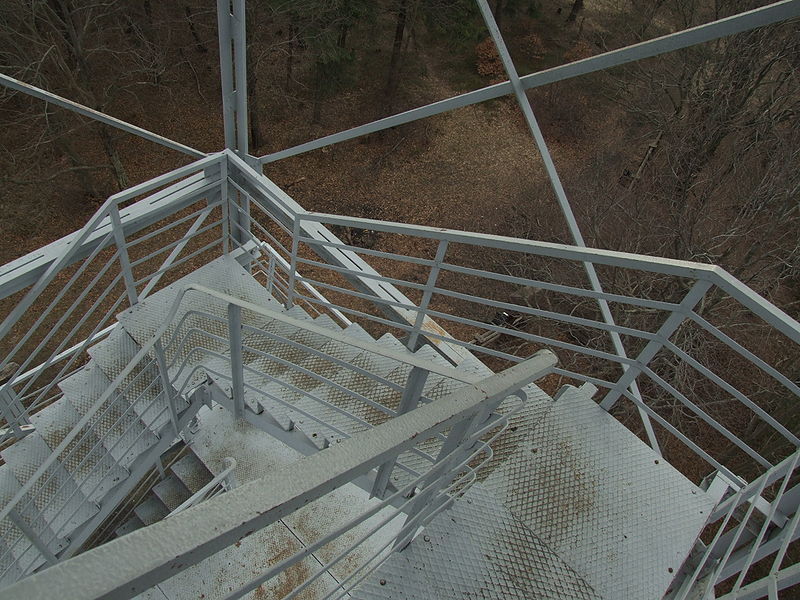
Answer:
[257,0,800,164]
[0,73,204,159]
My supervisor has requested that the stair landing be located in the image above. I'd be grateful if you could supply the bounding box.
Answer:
[138,403,404,600]
[481,384,716,600]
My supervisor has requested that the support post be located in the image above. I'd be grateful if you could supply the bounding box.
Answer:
[371,366,430,498]
[109,205,139,307]
[228,304,246,421]
[407,240,448,350]
[154,340,180,438]
[217,0,252,265]
[286,218,301,309]
[265,250,277,297]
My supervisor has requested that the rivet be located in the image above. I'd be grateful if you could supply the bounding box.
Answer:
[379,579,386,586]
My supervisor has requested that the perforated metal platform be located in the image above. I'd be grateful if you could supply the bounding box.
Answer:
[482,384,717,600]
[351,484,601,600]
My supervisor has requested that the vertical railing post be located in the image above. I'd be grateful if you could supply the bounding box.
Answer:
[9,509,57,566]
[153,340,180,438]
[286,217,302,309]
[228,303,245,420]
[217,0,251,260]
[109,205,139,307]
[0,364,31,439]
[407,240,448,351]
[219,158,230,256]
[600,279,714,411]
[265,249,277,297]
[395,398,500,549]
[371,366,430,498]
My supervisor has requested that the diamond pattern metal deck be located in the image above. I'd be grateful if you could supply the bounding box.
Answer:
[0,434,98,538]
[60,363,158,468]
[482,384,717,600]
[30,399,127,503]
[351,484,600,600]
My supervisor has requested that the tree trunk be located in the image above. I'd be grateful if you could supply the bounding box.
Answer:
[97,125,129,190]
[567,0,584,22]
[338,23,349,49]
[312,62,324,124]
[246,16,262,149]
[184,5,208,52]
[384,0,408,114]
[285,21,296,92]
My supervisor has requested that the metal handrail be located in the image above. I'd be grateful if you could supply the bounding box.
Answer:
[0,350,556,600]
[168,457,237,518]
[0,279,489,532]
[284,211,800,473]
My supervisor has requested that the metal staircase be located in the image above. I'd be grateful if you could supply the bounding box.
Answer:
[1,1,800,598]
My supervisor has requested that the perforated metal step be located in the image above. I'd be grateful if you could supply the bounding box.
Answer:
[61,363,158,469]
[169,451,213,495]
[482,384,718,600]
[351,484,601,600]
[30,399,127,503]
[89,328,174,433]
[0,466,65,578]
[0,434,98,538]
[152,475,191,512]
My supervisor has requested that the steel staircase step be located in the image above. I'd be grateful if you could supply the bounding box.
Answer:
[0,434,98,541]
[278,322,376,393]
[0,466,65,578]
[152,475,191,512]
[61,363,158,469]
[0,538,24,589]
[260,322,377,418]
[89,328,176,433]
[287,333,408,444]
[117,256,279,391]
[29,399,128,503]
[350,484,602,600]
[238,309,343,424]
[133,496,169,526]
[482,384,718,600]
[169,451,213,495]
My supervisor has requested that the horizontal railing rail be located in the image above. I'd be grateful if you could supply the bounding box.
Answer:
[0,153,228,446]
[279,211,800,489]
[168,457,237,518]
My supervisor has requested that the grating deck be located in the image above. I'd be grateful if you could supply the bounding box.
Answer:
[482,384,717,600]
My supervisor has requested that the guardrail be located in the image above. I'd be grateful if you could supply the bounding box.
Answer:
[0,153,227,444]
[1,350,555,600]
[1,151,799,598]
[274,211,800,489]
